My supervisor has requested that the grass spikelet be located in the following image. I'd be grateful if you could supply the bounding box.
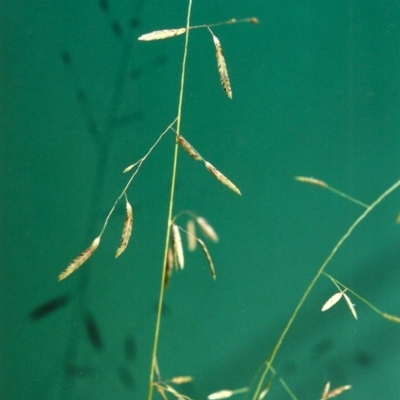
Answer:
[321,292,343,312]
[115,200,133,258]
[321,382,330,399]
[170,376,193,384]
[58,237,100,281]
[138,28,187,41]
[382,312,400,323]
[258,381,272,400]
[155,385,168,400]
[197,238,216,280]
[172,224,184,269]
[343,293,357,320]
[187,219,197,251]
[321,383,351,399]
[164,248,174,288]
[178,135,202,160]
[205,161,241,195]
[208,390,235,400]
[196,216,219,242]
[208,387,249,399]
[208,28,232,99]
[295,176,327,188]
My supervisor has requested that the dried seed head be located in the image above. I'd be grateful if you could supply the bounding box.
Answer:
[382,312,400,323]
[250,17,260,24]
[208,387,249,400]
[196,217,219,242]
[321,382,331,399]
[178,135,202,160]
[258,381,272,400]
[187,219,197,251]
[197,238,216,280]
[115,201,133,257]
[138,28,187,41]
[59,237,100,281]
[343,293,357,320]
[170,376,193,384]
[172,224,184,269]
[295,176,327,188]
[209,30,232,99]
[205,161,241,195]
[321,383,351,399]
[164,248,174,288]
[208,390,235,400]
[321,292,343,312]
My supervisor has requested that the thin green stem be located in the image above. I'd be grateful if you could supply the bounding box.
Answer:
[325,185,369,208]
[251,178,400,400]
[147,1,193,399]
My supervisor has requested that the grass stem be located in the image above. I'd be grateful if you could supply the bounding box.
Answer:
[146,1,193,399]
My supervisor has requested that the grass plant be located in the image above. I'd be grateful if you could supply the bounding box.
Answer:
[55,1,400,399]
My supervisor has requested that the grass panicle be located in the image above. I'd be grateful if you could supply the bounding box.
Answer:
[115,199,133,258]
[208,28,232,98]
[186,219,197,251]
[58,237,100,281]
[205,161,241,195]
[196,216,219,242]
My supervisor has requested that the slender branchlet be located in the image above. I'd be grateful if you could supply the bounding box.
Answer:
[295,176,370,208]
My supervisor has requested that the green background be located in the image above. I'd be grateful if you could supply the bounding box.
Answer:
[2,0,400,399]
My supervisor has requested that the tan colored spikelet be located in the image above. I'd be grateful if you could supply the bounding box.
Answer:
[209,30,232,99]
[382,312,400,323]
[295,176,327,188]
[321,384,351,399]
[321,382,331,399]
[208,390,235,400]
[164,248,174,288]
[178,135,202,161]
[164,384,181,397]
[155,385,168,400]
[170,376,193,384]
[258,381,272,400]
[205,161,241,195]
[208,388,249,400]
[250,17,260,24]
[196,216,219,242]
[187,219,197,251]
[172,224,184,269]
[59,237,100,281]
[115,201,133,257]
[123,164,135,173]
[343,293,357,320]
[321,292,343,312]
[197,238,216,280]
[208,387,249,400]
[138,28,186,41]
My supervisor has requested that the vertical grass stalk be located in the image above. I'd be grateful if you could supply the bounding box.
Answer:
[147,1,193,399]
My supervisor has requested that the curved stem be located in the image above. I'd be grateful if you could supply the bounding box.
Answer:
[146,1,193,399]
[251,178,400,400]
